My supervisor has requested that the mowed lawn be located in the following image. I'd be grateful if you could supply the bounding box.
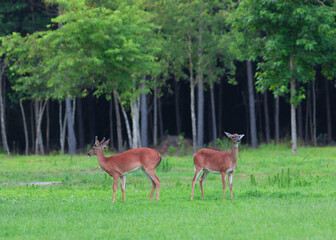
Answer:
[1,145,336,239]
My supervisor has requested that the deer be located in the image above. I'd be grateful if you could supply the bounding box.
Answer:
[88,137,162,203]
[191,132,244,201]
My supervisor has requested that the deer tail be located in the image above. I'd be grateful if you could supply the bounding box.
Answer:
[156,153,162,168]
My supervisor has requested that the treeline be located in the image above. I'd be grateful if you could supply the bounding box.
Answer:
[0,0,335,156]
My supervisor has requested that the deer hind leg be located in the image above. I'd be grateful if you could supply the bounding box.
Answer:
[191,167,203,200]
[143,169,158,201]
[112,176,119,203]
[120,175,126,202]
[199,170,209,199]
[228,174,233,200]
[221,172,226,201]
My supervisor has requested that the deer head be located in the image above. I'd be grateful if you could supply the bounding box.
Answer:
[88,136,110,156]
[224,132,244,145]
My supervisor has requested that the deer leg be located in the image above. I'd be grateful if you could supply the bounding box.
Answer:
[221,172,226,201]
[191,168,203,200]
[112,176,119,203]
[120,175,126,202]
[228,174,233,200]
[144,170,156,201]
[199,170,209,199]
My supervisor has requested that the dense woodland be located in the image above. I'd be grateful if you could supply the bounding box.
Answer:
[0,0,336,156]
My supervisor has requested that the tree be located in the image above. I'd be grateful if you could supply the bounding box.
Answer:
[234,0,336,154]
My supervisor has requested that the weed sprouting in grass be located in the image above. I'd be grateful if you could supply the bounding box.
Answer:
[158,158,171,172]
[250,174,257,186]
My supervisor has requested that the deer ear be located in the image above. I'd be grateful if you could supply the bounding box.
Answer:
[102,139,110,148]
[224,132,232,138]
[239,134,245,139]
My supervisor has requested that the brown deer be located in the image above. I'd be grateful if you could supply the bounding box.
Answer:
[191,132,244,200]
[88,137,162,203]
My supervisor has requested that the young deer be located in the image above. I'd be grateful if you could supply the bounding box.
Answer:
[191,132,244,200]
[88,137,162,203]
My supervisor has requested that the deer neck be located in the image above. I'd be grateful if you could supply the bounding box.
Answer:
[231,143,239,163]
[96,149,108,168]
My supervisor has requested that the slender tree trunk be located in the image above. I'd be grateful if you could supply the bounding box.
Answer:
[131,97,141,149]
[274,95,280,145]
[66,97,76,154]
[257,94,264,143]
[263,90,271,144]
[140,81,148,147]
[19,100,29,155]
[325,78,332,143]
[217,80,223,139]
[297,103,303,145]
[290,55,297,154]
[247,60,258,148]
[305,87,310,145]
[109,95,114,149]
[174,81,181,135]
[35,100,47,155]
[77,97,85,151]
[242,91,250,144]
[0,61,10,156]
[197,9,204,148]
[158,95,163,141]
[88,96,95,142]
[115,91,133,149]
[113,91,123,152]
[210,83,217,147]
[46,100,50,152]
[153,85,158,145]
[312,80,317,146]
[30,101,35,152]
[59,100,67,154]
[188,34,197,153]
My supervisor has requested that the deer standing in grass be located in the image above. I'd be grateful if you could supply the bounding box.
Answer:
[191,132,244,200]
[88,137,162,203]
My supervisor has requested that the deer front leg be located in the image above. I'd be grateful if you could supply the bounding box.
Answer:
[112,176,119,203]
[120,175,126,202]
[228,174,234,200]
[221,172,226,201]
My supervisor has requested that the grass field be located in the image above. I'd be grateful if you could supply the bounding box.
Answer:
[1,145,336,239]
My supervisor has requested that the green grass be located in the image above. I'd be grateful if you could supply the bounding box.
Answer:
[1,145,336,239]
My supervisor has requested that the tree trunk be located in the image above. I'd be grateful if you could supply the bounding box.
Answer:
[59,100,67,154]
[274,95,280,145]
[46,100,50,152]
[115,91,133,149]
[153,85,158,145]
[325,78,332,143]
[297,102,303,145]
[19,100,29,155]
[88,96,96,142]
[241,91,250,144]
[77,97,85,151]
[312,80,317,146]
[257,94,264,143]
[174,81,181,135]
[109,95,114,149]
[140,81,148,147]
[188,34,197,153]
[217,80,223,139]
[35,99,47,155]
[247,60,258,148]
[113,91,123,152]
[197,10,204,148]
[210,83,217,147]
[66,97,76,154]
[131,97,141,149]
[158,94,163,141]
[0,60,10,156]
[305,86,311,145]
[30,101,35,152]
[263,90,271,144]
[290,55,297,154]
